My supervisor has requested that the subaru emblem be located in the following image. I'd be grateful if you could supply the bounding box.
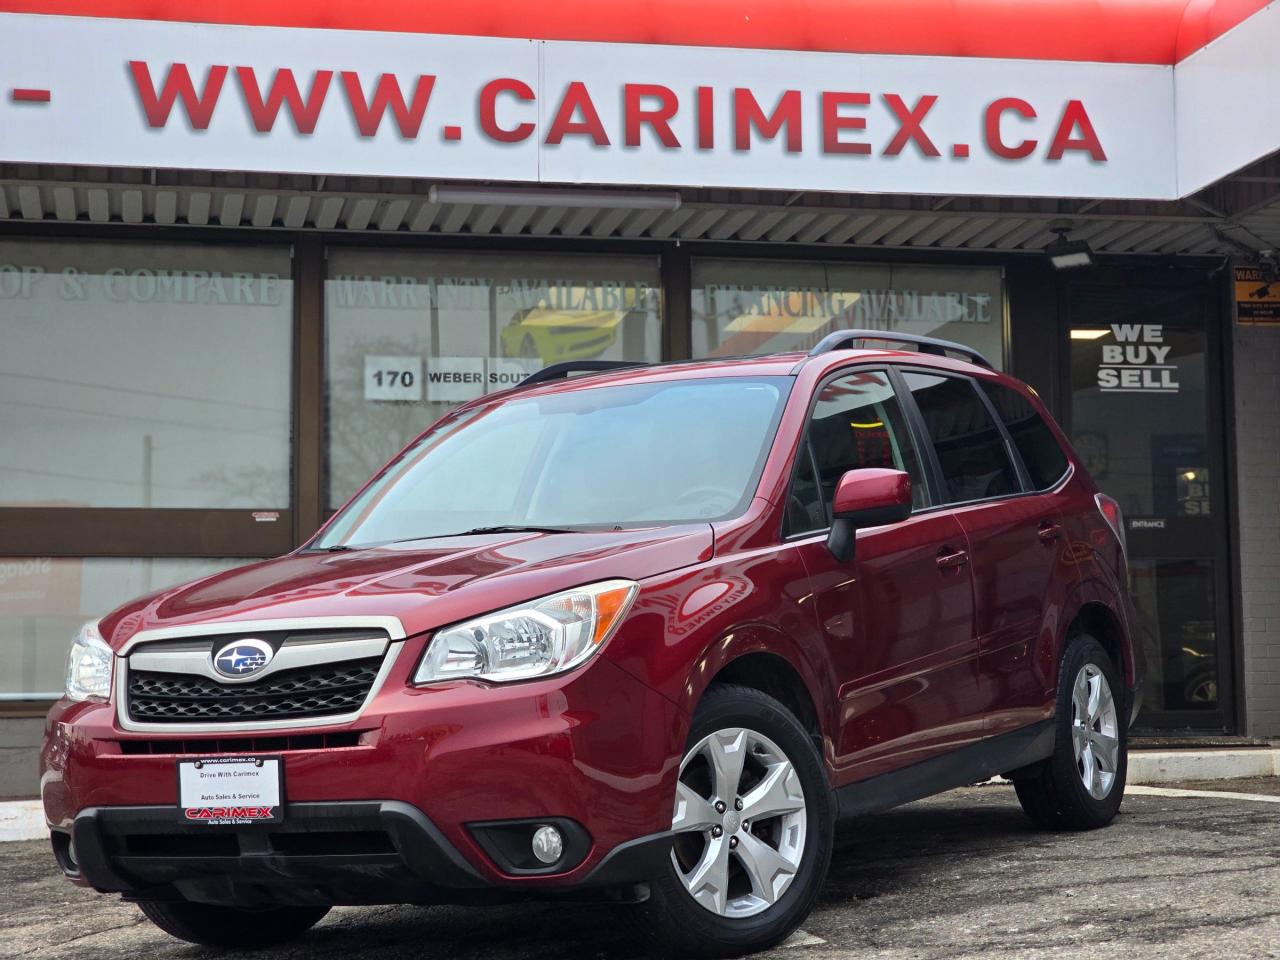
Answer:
[212,638,274,679]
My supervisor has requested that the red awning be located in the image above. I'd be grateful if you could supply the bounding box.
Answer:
[0,0,1269,65]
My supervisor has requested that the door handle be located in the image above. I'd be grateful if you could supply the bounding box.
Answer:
[936,547,969,570]
[1037,521,1063,544]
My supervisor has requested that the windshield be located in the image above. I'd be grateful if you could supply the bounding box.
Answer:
[314,376,791,548]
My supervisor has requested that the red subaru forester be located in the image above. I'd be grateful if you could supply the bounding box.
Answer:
[43,331,1141,958]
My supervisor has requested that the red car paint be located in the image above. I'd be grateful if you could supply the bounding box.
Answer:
[41,348,1139,895]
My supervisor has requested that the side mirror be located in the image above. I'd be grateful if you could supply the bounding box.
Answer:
[827,468,913,563]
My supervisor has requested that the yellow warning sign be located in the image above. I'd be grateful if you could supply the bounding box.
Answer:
[1235,266,1280,324]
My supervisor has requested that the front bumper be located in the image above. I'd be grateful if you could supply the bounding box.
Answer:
[55,801,674,906]
[42,653,686,904]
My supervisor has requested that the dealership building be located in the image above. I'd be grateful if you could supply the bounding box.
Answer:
[2,0,1280,795]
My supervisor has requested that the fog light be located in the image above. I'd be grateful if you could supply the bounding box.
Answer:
[531,825,564,864]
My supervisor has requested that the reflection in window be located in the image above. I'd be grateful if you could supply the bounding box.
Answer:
[0,557,252,698]
[691,258,1003,368]
[1131,559,1218,711]
[902,373,1018,503]
[316,378,788,547]
[0,241,292,508]
[787,371,924,535]
[325,251,662,508]
[982,382,1069,490]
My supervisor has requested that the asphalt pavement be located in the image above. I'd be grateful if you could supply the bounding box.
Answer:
[5,781,1279,960]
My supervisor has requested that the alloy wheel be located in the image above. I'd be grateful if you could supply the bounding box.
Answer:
[670,727,807,918]
[1071,663,1120,800]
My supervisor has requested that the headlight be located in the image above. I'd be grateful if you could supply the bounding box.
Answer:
[65,621,113,702]
[414,579,638,685]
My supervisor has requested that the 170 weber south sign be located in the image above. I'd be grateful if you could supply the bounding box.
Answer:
[0,13,1177,199]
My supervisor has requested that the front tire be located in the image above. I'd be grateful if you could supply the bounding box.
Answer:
[137,900,330,948]
[1013,635,1127,830]
[635,684,833,958]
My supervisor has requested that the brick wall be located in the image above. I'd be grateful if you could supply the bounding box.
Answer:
[1234,323,1280,738]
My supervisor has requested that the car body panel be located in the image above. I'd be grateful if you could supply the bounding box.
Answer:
[794,511,983,779]
[97,525,714,651]
[952,484,1082,735]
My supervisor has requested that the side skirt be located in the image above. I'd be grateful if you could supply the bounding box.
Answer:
[835,720,1055,820]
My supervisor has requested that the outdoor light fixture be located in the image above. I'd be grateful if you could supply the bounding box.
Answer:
[1046,227,1095,270]
[428,185,682,210]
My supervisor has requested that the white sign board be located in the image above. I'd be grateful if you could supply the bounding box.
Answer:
[0,13,1177,199]
[363,355,423,402]
[486,356,540,392]
[425,356,486,402]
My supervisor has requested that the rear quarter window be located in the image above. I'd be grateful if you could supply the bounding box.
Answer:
[981,381,1070,490]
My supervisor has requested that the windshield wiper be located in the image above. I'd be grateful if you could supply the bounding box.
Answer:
[451,525,579,536]
[320,526,581,551]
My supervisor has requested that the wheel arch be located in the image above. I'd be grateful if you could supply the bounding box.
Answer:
[709,651,823,748]
[1069,601,1129,686]
[677,625,836,783]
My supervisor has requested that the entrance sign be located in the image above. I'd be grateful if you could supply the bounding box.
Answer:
[0,13,1175,199]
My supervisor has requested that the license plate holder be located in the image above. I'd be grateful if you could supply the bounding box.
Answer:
[177,756,283,825]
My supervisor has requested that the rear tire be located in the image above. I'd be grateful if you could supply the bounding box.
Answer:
[1013,635,1127,831]
[137,900,330,948]
[634,684,833,958]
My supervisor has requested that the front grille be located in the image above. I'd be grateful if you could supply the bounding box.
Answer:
[118,731,365,755]
[127,658,383,723]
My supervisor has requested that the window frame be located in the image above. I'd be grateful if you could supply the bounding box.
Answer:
[891,365,1048,510]
[780,364,936,541]
[0,236,301,559]
[975,379,1071,493]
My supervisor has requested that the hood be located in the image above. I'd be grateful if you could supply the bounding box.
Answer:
[99,525,714,648]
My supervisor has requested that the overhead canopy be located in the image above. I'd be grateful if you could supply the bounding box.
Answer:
[0,0,1270,64]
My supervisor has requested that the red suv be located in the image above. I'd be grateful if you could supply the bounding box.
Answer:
[43,331,1141,958]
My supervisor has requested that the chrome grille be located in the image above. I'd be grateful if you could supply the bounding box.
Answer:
[118,623,399,729]
[127,658,382,723]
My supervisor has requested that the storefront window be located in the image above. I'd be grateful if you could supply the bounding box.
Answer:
[0,557,252,699]
[1069,284,1223,723]
[691,259,1004,368]
[325,250,663,508]
[1129,559,1219,711]
[0,241,292,509]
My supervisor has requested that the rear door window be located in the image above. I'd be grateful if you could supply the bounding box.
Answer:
[786,369,926,535]
[980,382,1070,490]
[901,371,1020,504]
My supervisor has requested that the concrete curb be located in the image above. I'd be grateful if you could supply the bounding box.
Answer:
[1128,748,1280,784]
[0,800,44,842]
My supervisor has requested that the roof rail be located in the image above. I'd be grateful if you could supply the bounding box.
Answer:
[807,330,992,369]
[517,359,647,388]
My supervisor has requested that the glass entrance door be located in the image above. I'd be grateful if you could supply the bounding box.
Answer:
[1067,281,1233,732]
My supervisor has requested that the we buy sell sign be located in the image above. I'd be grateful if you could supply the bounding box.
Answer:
[0,13,1176,199]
